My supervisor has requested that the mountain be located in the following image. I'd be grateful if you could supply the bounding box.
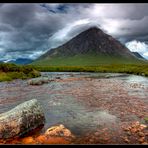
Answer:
[132,52,145,60]
[33,27,145,66]
[3,58,33,65]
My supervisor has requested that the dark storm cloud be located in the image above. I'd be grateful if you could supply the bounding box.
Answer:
[0,24,14,32]
[0,4,35,28]
[0,3,69,61]
[0,3,148,61]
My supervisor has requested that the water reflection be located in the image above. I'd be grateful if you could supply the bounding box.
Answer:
[0,72,147,136]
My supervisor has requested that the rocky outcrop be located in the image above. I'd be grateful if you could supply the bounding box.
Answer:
[38,27,137,59]
[0,99,45,139]
[27,77,49,85]
[0,124,75,144]
[45,124,75,138]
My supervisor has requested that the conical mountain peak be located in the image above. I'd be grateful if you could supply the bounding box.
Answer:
[36,26,140,65]
[84,26,102,32]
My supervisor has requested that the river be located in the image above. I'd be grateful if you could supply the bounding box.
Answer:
[0,72,148,137]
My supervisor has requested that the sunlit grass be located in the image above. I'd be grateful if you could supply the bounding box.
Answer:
[0,72,12,82]
[31,64,148,77]
[31,53,148,76]
[0,63,41,82]
[32,54,146,66]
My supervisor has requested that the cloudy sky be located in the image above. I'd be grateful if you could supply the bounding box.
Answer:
[0,3,148,62]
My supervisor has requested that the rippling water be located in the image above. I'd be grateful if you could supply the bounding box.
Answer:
[0,72,148,136]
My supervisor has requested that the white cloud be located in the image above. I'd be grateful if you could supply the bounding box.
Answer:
[125,40,148,52]
[3,59,13,63]
[46,4,148,51]
[101,19,123,35]
[125,40,148,59]
[48,18,90,48]
[0,48,4,53]
[1,3,148,61]
[90,4,128,18]
[143,52,148,57]
[52,19,90,40]
[28,50,46,60]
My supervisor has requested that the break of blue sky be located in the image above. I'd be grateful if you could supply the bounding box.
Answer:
[40,3,68,13]
[0,3,148,62]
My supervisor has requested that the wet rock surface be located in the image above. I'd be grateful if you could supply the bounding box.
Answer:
[44,124,75,138]
[0,99,45,139]
[0,124,74,144]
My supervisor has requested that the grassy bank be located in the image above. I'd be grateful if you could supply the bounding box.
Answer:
[32,64,148,77]
[32,54,146,66]
[0,63,41,82]
[31,53,148,77]
[0,62,147,82]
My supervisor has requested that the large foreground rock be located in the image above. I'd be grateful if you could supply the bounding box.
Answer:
[0,99,45,139]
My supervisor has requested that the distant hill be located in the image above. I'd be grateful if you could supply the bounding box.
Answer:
[2,58,33,65]
[33,27,145,66]
[132,52,145,60]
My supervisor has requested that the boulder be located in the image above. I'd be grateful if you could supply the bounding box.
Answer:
[28,77,50,85]
[45,124,75,138]
[0,99,45,139]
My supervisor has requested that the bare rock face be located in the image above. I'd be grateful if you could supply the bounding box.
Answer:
[0,99,45,139]
[39,27,137,59]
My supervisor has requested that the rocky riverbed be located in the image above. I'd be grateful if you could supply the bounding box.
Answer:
[0,72,148,144]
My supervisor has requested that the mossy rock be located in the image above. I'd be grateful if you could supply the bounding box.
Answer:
[0,99,45,139]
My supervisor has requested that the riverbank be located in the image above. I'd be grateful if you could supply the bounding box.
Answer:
[32,64,148,77]
[0,63,147,82]
[0,63,41,82]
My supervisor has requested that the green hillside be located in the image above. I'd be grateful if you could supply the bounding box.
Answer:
[31,54,148,77]
[31,27,148,77]
[32,54,146,66]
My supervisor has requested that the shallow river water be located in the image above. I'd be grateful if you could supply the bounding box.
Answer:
[0,72,148,136]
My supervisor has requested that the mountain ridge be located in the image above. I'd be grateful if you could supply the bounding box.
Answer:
[132,52,145,60]
[39,27,136,58]
[1,58,33,65]
[33,26,145,66]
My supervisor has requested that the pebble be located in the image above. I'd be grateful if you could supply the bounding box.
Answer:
[130,128,137,133]
[89,139,94,143]
[138,137,145,143]
[138,132,145,137]
[94,132,99,136]
[140,124,147,130]
[127,131,131,136]
[123,136,130,143]
[124,128,129,131]
[142,142,148,144]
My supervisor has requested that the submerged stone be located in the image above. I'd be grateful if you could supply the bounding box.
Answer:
[45,124,75,138]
